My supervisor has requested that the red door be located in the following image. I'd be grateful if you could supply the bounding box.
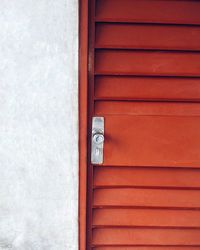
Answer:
[86,0,200,249]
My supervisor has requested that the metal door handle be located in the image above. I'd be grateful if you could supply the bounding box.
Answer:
[91,117,104,164]
[93,132,104,144]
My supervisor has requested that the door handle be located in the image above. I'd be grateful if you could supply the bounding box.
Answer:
[91,117,104,164]
[93,132,104,144]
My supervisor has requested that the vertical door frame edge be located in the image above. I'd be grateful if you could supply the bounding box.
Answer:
[79,0,89,249]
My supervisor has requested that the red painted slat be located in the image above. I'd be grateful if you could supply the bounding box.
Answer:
[93,208,200,227]
[94,166,200,188]
[96,23,200,51]
[94,188,200,208]
[95,50,200,77]
[95,102,200,116]
[93,228,200,246]
[95,76,200,101]
[96,0,200,25]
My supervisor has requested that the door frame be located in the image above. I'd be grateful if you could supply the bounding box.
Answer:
[79,0,89,249]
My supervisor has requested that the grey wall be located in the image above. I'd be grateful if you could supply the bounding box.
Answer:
[0,1,78,249]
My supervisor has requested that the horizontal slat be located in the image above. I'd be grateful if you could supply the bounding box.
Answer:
[96,0,200,25]
[95,76,200,101]
[93,247,200,250]
[94,188,200,208]
[95,102,200,116]
[95,50,200,77]
[96,23,200,51]
[93,208,200,227]
[101,115,200,167]
[93,228,200,246]
[94,167,200,188]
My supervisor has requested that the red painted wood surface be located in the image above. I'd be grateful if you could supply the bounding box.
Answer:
[95,101,200,116]
[94,188,200,208]
[95,76,200,101]
[93,248,200,250]
[86,0,200,248]
[98,114,200,167]
[96,23,200,51]
[79,0,89,249]
[93,208,200,227]
[95,50,200,77]
[94,166,200,188]
[96,0,200,24]
[93,228,200,245]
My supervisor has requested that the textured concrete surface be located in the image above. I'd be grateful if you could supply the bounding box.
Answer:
[0,1,78,249]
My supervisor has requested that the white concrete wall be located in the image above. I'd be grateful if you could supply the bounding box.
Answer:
[0,1,78,249]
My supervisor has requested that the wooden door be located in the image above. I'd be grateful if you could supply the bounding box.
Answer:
[86,0,200,249]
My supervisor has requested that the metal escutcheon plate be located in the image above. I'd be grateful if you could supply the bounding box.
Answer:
[91,117,104,164]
